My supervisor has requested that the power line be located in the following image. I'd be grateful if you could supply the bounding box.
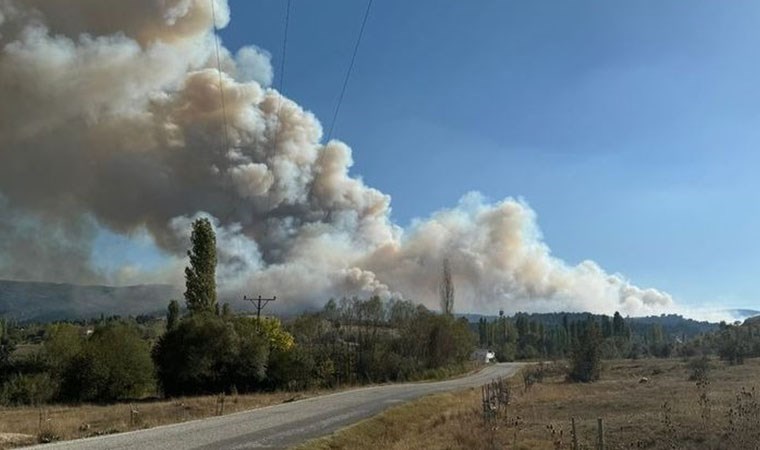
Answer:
[217,0,291,225]
[209,0,230,155]
[269,0,292,166]
[277,0,292,93]
[326,0,374,143]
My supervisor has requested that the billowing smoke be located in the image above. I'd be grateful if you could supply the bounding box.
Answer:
[0,0,674,316]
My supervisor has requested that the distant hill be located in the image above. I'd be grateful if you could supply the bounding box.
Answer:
[0,279,179,322]
[742,315,760,328]
[460,311,720,339]
[727,309,760,321]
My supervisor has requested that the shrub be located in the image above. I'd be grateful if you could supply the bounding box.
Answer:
[0,373,56,405]
[688,356,711,381]
[42,323,83,377]
[153,313,240,397]
[59,324,155,402]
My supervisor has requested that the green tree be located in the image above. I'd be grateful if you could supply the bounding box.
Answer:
[60,324,155,402]
[152,313,239,396]
[221,303,232,319]
[42,323,84,379]
[166,299,180,331]
[0,373,56,406]
[612,311,626,337]
[569,319,603,382]
[0,319,16,380]
[230,318,270,391]
[601,315,612,338]
[439,258,454,315]
[184,218,217,314]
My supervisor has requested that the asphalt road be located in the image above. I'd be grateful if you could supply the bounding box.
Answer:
[30,363,522,450]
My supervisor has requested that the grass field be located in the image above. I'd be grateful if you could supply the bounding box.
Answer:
[298,358,760,450]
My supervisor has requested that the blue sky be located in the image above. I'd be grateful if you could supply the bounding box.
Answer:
[100,0,760,310]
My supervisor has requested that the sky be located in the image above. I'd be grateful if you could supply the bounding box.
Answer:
[134,0,760,312]
[1,0,741,316]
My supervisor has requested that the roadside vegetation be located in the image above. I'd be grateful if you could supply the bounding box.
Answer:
[299,358,760,450]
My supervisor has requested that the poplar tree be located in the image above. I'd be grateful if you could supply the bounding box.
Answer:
[184,218,217,314]
[167,300,180,330]
[439,258,455,315]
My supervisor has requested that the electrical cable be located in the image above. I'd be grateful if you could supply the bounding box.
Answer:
[325,0,374,142]
[210,0,230,155]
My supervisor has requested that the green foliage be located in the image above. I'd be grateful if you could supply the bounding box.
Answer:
[221,302,232,319]
[184,218,217,314]
[4,295,476,404]
[568,319,603,382]
[42,323,84,379]
[688,356,711,381]
[152,313,239,396]
[152,313,296,396]
[494,341,516,362]
[166,299,180,331]
[0,318,16,379]
[716,323,751,365]
[59,324,154,402]
[230,317,270,391]
[0,373,56,405]
[297,298,475,385]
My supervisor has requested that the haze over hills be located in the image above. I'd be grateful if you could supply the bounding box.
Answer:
[0,279,178,322]
[1,278,749,327]
[725,309,760,321]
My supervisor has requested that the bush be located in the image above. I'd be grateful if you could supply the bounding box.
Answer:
[1,373,56,405]
[152,314,293,396]
[153,313,240,397]
[43,324,84,374]
[59,324,155,402]
[495,342,516,362]
[688,356,711,381]
[230,317,270,391]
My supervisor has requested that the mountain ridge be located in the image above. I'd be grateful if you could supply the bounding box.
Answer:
[0,279,179,322]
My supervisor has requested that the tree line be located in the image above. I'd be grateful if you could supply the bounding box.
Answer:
[1,218,755,403]
[0,218,475,405]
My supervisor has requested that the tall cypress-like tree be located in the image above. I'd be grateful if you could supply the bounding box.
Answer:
[166,300,180,330]
[184,218,217,314]
[439,258,455,315]
[569,318,602,382]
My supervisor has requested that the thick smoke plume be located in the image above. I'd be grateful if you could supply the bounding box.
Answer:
[0,0,674,316]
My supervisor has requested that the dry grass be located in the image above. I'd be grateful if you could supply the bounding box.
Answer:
[297,358,760,450]
[0,363,478,448]
[0,390,325,448]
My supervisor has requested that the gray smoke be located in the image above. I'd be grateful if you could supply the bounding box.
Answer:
[0,0,674,316]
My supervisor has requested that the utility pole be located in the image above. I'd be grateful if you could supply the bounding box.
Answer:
[244,295,276,328]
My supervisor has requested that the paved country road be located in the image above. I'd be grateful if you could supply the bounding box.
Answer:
[30,363,522,450]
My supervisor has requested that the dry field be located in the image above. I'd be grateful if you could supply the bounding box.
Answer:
[298,358,760,450]
[0,389,324,448]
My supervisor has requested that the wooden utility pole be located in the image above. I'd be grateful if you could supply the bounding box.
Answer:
[244,295,276,328]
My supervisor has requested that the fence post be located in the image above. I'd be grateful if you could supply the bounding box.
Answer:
[597,417,605,450]
[571,417,578,450]
[129,404,138,428]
